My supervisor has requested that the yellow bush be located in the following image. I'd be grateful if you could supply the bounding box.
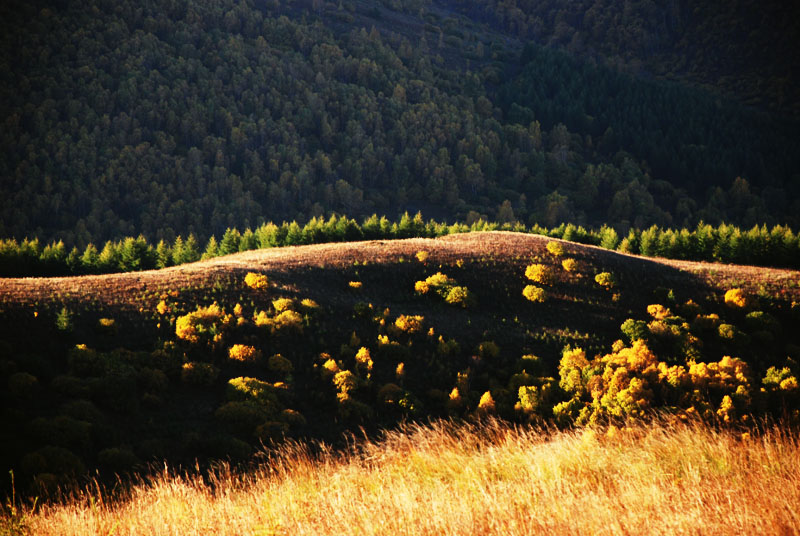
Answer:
[477,391,496,413]
[321,358,341,375]
[561,258,578,272]
[272,310,303,333]
[556,338,754,425]
[447,387,464,411]
[333,370,359,394]
[724,288,749,308]
[156,300,169,315]
[227,377,280,405]
[355,347,373,372]
[244,272,268,290]
[300,298,320,311]
[414,280,430,294]
[395,314,425,334]
[395,362,405,380]
[546,241,564,256]
[525,263,552,284]
[228,344,261,363]
[522,285,547,303]
[348,281,363,289]
[415,251,429,263]
[780,377,798,391]
[253,310,269,326]
[445,286,474,307]
[272,298,294,313]
[255,309,304,334]
[175,303,229,345]
[559,347,589,396]
[594,272,616,289]
[647,304,672,320]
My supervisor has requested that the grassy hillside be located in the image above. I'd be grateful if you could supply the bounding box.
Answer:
[2,232,800,499]
[17,419,800,535]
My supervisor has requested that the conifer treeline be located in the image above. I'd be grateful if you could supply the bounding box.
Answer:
[2,213,799,277]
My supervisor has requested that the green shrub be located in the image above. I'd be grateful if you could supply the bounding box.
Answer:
[68,344,106,376]
[27,416,91,450]
[7,372,39,399]
[138,367,169,394]
[476,341,500,359]
[226,377,280,406]
[254,421,289,442]
[281,408,307,428]
[55,307,73,332]
[60,399,104,424]
[97,447,139,474]
[268,354,293,374]
[181,362,220,386]
[22,446,85,479]
[199,435,252,461]
[215,401,271,436]
[745,311,780,334]
[89,373,139,413]
[620,318,650,343]
[50,375,91,398]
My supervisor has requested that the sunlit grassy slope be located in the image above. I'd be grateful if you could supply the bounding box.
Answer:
[25,419,800,536]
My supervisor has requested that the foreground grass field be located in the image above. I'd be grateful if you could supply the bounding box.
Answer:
[22,419,800,536]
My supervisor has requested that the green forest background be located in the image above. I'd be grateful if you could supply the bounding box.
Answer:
[1,0,799,255]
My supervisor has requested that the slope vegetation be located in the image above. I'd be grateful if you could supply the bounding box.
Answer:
[1,232,799,496]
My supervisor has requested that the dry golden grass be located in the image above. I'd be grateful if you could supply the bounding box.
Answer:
[26,419,800,536]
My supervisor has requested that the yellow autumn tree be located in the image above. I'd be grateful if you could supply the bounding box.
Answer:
[525,263,552,285]
[724,288,749,308]
[244,272,268,290]
[175,303,231,346]
[228,344,261,363]
[522,285,547,303]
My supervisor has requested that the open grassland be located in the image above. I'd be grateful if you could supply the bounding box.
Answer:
[22,419,800,536]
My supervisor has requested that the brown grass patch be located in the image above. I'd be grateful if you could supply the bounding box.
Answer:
[24,418,800,536]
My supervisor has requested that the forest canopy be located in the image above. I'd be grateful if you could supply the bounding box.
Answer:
[1,0,798,248]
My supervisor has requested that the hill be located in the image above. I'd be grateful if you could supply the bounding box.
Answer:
[2,0,799,247]
[1,232,799,496]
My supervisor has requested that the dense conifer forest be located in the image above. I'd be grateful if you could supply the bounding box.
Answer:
[2,0,799,250]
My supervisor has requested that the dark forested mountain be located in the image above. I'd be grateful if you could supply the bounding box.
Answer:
[1,0,798,247]
[443,0,800,117]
